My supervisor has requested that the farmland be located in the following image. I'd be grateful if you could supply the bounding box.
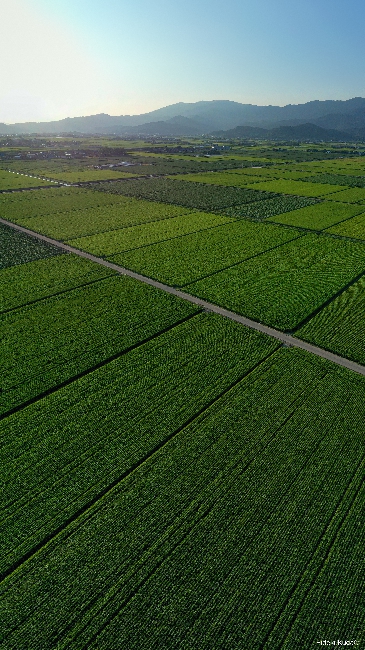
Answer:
[1,136,365,650]
[237,178,346,197]
[0,221,62,269]
[187,233,365,330]
[1,347,364,649]
[68,211,230,256]
[110,220,300,286]
[92,177,276,210]
[268,201,365,230]
[0,169,54,190]
[1,273,199,414]
[7,197,193,240]
[297,275,365,364]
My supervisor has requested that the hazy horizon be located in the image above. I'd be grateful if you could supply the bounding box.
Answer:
[2,0,365,123]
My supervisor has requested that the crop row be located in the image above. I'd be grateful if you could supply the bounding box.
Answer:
[10,199,193,241]
[0,222,62,270]
[222,195,318,221]
[186,233,365,330]
[68,211,230,256]
[110,219,300,286]
[268,200,365,230]
[91,177,276,211]
[0,275,199,414]
[297,274,365,364]
[2,347,364,648]
[0,254,113,313]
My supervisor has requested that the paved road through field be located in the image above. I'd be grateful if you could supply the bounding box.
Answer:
[2,216,365,377]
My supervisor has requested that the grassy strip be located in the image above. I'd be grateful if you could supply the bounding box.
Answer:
[2,350,364,649]
[68,212,231,256]
[0,221,62,270]
[296,275,365,365]
[268,201,365,230]
[0,313,278,576]
[110,220,300,286]
[0,275,199,415]
[186,234,365,330]
[0,254,114,313]
[91,177,276,211]
[15,200,193,240]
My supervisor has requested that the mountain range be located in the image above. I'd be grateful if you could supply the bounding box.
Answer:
[2,98,365,140]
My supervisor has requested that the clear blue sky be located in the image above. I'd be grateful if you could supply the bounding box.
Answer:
[2,0,365,122]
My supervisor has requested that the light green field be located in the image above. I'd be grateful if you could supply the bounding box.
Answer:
[69,211,230,256]
[268,201,365,230]
[43,169,140,183]
[327,187,365,203]
[0,170,54,190]
[111,220,300,286]
[8,198,192,240]
[0,254,113,313]
[187,234,365,330]
[326,211,365,240]
[297,275,365,364]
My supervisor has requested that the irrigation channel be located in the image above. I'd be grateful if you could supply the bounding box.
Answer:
[2,216,365,378]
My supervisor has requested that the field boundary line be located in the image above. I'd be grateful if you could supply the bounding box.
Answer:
[2,217,365,377]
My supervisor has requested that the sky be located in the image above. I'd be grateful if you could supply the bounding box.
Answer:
[1,0,365,123]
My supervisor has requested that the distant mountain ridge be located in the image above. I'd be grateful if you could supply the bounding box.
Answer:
[1,98,365,138]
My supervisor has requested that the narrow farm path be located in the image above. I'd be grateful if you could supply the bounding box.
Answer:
[2,216,365,377]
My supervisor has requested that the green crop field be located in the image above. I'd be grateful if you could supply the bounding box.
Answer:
[0,221,62,269]
[111,220,300,286]
[9,198,192,240]
[92,177,275,211]
[0,313,278,574]
[173,171,272,187]
[1,274,199,414]
[43,169,140,183]
[297,275,365,364]
[0,254,113,313]
[222,195,318,221]
[2,140,365,650]
[268,201,365,230]
[68,211,230,256]
[326,211,365,240]
[240,178,346,197]
[302,172,365,187]
[0,186,128,220]
[187,234,365,330]
[0,170,54,190]
[327,187,365,203]
[1,346,364,648]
